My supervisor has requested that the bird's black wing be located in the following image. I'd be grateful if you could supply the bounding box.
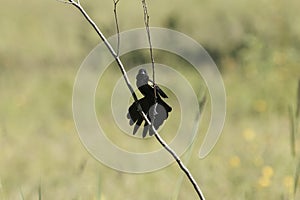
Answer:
[127,76,172,137]
[127,95,172,137]
[127,97,152,135]
[155,85,168,98]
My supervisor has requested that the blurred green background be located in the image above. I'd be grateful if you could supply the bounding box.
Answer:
[1,0,300,199]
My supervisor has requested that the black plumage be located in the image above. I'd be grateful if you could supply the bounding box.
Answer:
[127,69,172,137]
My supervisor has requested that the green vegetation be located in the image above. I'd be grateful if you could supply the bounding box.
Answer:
[1,0,300,199]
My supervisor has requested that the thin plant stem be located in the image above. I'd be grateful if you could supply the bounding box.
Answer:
[141,0,156,97]
[141,111,205,200]
[141,0,159,146]
[113,0,120,56]
[173,95,207,200]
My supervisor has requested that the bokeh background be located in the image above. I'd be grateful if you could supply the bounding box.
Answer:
[1,0,300,199]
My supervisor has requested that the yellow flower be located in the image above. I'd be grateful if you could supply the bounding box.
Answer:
[262,166,274,178]
[258,176,271,187]
[243,128,256,142]
[257,166,274,188]
[229,156,241,168]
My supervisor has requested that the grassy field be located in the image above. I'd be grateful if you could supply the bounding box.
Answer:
[1,0,300,199]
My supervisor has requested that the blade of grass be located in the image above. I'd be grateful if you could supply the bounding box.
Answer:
[294,158,300,197]
[296,79,300,118]
[19,187,24,200]
[38,182,42,200]
[289,105,296,157]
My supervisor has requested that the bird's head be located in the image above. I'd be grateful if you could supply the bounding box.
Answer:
[136,69,149,87]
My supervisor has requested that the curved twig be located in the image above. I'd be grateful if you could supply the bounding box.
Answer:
[113,0,120,56]
[61,1,205,199]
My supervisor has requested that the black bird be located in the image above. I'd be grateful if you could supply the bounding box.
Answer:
[127,69,172,137]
